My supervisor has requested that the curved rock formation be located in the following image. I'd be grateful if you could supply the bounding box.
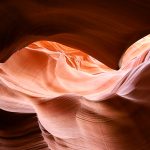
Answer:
[1,34,150,149]
[0,109,49,150]
[0,1,150,150]
[0,0,150,68]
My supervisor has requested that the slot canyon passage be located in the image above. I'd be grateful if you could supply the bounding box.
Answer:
[0,1,150,150]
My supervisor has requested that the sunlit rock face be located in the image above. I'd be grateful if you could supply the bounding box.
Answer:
[0,1,150,150]
[0,34,150,150]
[0,1,150,69]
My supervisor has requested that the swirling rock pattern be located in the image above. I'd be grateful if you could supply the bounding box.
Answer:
[0,0,150,68]
[0,109,49,150]
[0,35,150,149]
[0,1,150,150]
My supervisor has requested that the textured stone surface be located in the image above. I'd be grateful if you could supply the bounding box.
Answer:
[0,35,150,149]
[0,109,49,150]
[0,1,150,149]
[0,0,150,69]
